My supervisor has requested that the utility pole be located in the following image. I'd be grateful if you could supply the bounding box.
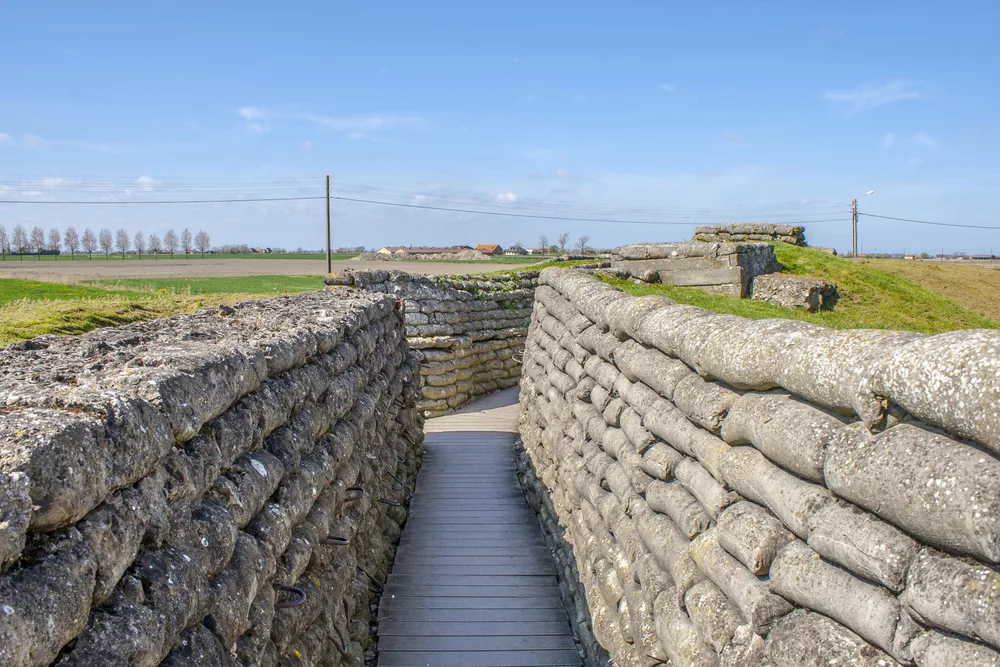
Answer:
[325,175,332,274]
[851,198,858,259]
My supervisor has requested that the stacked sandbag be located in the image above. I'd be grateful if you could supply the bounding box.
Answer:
[518,266,1000,667]
[0,290,424,666]
[329,269,537,417]
[693,223,806,246]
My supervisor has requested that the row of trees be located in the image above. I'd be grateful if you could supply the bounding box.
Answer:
[535,234,590,254]
[0,225,211,259]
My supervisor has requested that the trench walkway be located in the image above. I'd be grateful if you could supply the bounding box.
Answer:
[377,387,582,667]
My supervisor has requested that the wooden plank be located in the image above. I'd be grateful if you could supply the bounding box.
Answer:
[378,620,571,637]
[378,634,578,651]
[385,584,561,597]
[379,607,568,623]
[392,555,551,567]
[390,565,555,576]
[388,574,557,587]
[377,649,581,667]
[379,596,564,611]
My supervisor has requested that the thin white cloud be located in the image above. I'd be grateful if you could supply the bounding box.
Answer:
[883,133,896,148]
[915,132,938,148]
[301,140,313,149]
[345,132,367,140]
[494,192,517,203]
[238,106,265,120]
[135,175,158,192]
[296,112,421,133]
[41,177,66,189]
[0,132,11,144]
[905,157,924,167]
[660,83,676,92]
[21,134,47,148]
[555,167,573,180]
[720,130,749,148]
[822,79,923,114]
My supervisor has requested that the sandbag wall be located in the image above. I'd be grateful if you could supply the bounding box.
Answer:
[519,267,1000,667]
[0,290,424,666]
[329,269,536,417]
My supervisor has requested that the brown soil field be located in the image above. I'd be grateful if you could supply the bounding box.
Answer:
[0,257,535,281]
[872,259,1000,321]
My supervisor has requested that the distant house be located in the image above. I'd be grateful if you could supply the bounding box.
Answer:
[904,254,918,260]
[971,254,997,260]
[476,243,503,255]
[504,245,528,256]
[529,247,549,255]
[257,247,272,254]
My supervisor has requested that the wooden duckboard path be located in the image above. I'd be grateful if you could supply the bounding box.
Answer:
[377,388,582,667]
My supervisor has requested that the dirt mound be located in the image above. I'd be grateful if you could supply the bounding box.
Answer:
[356,250,495,262]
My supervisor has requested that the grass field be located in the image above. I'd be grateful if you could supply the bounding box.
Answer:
[600,244,998,334]
[2,246,997,345]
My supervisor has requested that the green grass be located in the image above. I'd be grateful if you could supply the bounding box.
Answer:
[83,275,325,295]
[0,279,143,304]
[597,243,999,334]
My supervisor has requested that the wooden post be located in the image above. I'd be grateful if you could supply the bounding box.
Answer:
[326,175,332,274]
[851,198,858,259]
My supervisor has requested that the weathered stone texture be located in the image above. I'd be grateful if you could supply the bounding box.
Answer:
[751,273,839,312]
[517,266,1000,667]
[328,268,537,417]
[0,290,423,666]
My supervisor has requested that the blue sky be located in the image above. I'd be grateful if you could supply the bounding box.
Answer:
[1,1,999,254]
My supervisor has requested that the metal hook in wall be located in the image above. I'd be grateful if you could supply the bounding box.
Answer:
[397,455,409,464]
[344,486,365,504]
[391,474,405,488]
[274,584,308,609]
[357,566,385,594]
[379,497,401,507]
[324,535,351,546]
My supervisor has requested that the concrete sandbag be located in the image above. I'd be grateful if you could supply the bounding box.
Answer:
[613,339,693,400]
[625,381,662,417]
[644,398,730,479]
[720,624,766,667]
[763,609,901,667]
[902,548,1000,650]
[873,330,1000,454]
[689,528,791,634]
[806,500,919,592]
[720,447,832,539]
[908,630,1000,667]
[604,295,676,340]
[770,540,911,658]
[721,392,844,483]
[778,328,923,427]
[633,304,719,358]
[639,442,683,481]
[646,480,712,539]
[825,423,1000,563]
[716,501,793,575]
[534,285,593,334]
[675,458,740,519]
[633,502,705,597]
[685,579,743,653]
[672,374,739,433]
[652,587,720,667]
[577,325,622,362]
[621,408,656,454]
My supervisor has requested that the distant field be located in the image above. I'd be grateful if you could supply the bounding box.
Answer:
[82,275,324,296]
[871,259,1000,322]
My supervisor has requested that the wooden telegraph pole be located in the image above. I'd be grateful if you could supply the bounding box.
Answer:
[325,175,332,274]
[851,197,858,259]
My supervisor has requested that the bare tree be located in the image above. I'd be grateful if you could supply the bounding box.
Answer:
[99,229,113,257]
[115,229,130,259]
[64,225,80,258]
[557,232,570,254]
[134,231,146,258]
[48,228,61,257]
[163,229,178,257]
[31,226,45,259]
[539,235,548,252]
[194,230,211,258]
[148,232,162,255]
[181,228,192,254]
[577,235,590,254]
[0,225,7,260]
[13,225,29,260]
[82,229,97,259]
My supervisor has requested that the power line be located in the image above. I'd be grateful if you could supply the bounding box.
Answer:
[330,194,844,225]
[859,212,1000,231]
[0,195,325,205]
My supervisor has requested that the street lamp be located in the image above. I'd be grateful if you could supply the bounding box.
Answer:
[852,190,875,258]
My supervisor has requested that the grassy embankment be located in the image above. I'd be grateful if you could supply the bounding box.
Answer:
[600,244,998,335]
[0,275,323,344]
[0,252,358,261]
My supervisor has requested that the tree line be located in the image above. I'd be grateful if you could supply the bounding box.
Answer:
[0,225,211,260]
[535,233,591,254]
